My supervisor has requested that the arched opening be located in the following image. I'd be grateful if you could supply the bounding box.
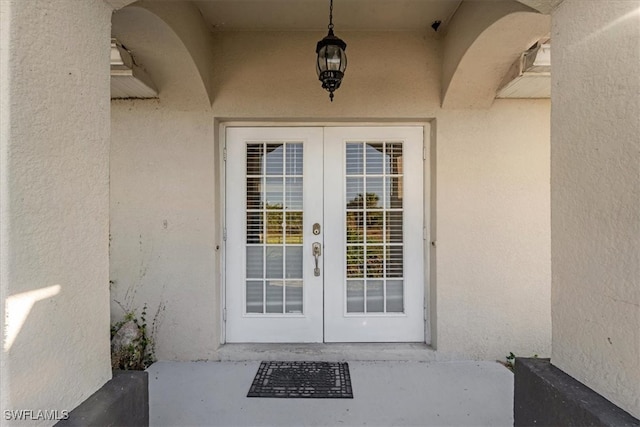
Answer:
[442,2,549,108]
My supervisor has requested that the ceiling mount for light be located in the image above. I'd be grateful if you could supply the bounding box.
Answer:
[315,0,347,102]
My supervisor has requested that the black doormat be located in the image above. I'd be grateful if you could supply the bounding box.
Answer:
[247,361,353,398]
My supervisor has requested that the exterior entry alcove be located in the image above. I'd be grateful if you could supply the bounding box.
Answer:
[2,0,638,423]
[110,1,552,364]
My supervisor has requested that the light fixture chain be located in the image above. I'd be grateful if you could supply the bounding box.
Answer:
[328,0,334,30]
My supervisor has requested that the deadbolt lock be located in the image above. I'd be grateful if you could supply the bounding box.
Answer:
[312,223,321,235]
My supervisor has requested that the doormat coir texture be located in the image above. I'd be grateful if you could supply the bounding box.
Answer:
[247,361,353,398]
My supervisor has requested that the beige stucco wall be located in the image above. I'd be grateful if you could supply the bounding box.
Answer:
[0,0,112,424]
[551,0,640,418]
[110,28,551,362]
[110,5,218,361]
[437,101,551,359]
[110,101,218,360]
[212,31,441,116]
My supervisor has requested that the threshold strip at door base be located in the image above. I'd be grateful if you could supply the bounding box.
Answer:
[217,343,438,362]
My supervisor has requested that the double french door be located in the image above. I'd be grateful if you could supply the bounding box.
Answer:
[225,126,425,342]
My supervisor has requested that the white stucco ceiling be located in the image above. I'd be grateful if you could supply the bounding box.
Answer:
[193,0,464,31]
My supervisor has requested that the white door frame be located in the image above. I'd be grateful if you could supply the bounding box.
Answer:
[218,121,433,345]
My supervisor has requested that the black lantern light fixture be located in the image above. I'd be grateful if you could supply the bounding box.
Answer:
[316,0,347,102]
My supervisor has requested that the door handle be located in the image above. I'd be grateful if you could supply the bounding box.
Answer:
[312,242,322,277]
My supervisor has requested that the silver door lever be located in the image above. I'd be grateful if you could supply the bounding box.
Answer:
[312,242,322,276]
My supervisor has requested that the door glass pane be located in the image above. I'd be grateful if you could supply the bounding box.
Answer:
[285,246,303,279]
[285,280,303,313]
[386,246,403,278]
[385,143,403,174]
[246,247,263,278]
[366,143,384,174]
[265,177,283,209]
[247,212,264,244]
[286,143,303,175]
[386,280,403,312]
[346,177,364,209]
[347,280,364,313]
[266,211,283,243]
[386,143,403,207]
[285,177,303,210]
[387,176,403,209]
[247,144,264,175]
[266,246,283,278]
[366,245,384,278]
[346,245,364,278]
[246,177,263,209]
[266,143,284,175]
[366,280,384,312]
[246,281,264,313]
[285,212,303,244]
[344,141,404,314]
[386,211,402,243]
[366,177,384,209]
[266,280,284,313]
[346,211,364,243]
[346,143,364,174]
[245,142,304,315]
[366,211,383,244]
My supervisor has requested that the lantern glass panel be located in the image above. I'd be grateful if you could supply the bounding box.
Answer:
[316,51,325,76]
[317,44,347,75]
[340,49,347,72]
[326,45,342,71]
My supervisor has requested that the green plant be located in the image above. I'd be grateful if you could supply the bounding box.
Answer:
[111,303,162,370]
[503,352,539,372]
[505,352,516,371]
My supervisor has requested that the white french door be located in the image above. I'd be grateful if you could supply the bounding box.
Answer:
[225,126,425,343]
[226,127,324,342]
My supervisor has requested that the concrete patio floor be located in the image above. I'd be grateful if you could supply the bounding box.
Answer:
[148,357,514,426]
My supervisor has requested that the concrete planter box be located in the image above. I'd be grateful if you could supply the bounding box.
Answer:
[56,370,148,427]
[514,358,639,427]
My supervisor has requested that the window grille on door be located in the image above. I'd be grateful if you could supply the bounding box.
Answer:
[245,142,304,314]
[345,142,404,314]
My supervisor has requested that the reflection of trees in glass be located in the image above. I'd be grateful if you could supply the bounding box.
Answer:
[366,211,383,244]
[344,142,405,313]
[346,211,363,243]
[285,211,303,244]
[347,193,382,210]
[265,204,283,243]
[346,192,385,278]
[367,246,384,278]
[264,203,303,244]
[346,246,363,278]
[346,193,384,244]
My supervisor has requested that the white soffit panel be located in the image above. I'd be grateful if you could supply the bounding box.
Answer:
[497,43,550,99]
[496,75,551,98]
[110,39,158,99]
